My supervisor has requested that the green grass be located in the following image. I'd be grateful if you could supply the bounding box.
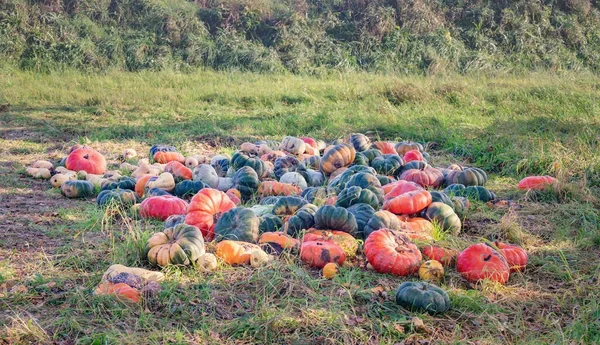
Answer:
[1,68,599,344]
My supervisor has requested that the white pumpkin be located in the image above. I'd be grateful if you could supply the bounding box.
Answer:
[146,172,175,192]
[216,177,234,191]
[192,164,219,188]
[279,136,306,155]
[32,160,54,170]
[280,172,308,190]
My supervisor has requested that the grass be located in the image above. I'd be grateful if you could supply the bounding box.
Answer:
[1,67,600,344]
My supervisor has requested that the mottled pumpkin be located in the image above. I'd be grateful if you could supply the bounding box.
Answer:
[346,203,376,238]
[279,136,306,155]
[335,186,379,209]
[399,167,444,188]
[145,223,205,267]
[173,180,206,198]
[347,133,371,152]
[97,189,138,208]
[101,177,136,191]
[320,144,356,175]
[283,204,318,236]
[445,167,488,186]
[233,166,260,201]
[371,154,404,176]
[231,151,269,178]
[60,180,95,198]
[398,160,429,175]
[214,207,260,243]
[164,161,193,181]
[364,229,422,276]
[395,281,450,315]
[300,241,346,268]
[420,202,461,235]
[363,210,402,238]
[394,141,424,155]
[303,229,358,257]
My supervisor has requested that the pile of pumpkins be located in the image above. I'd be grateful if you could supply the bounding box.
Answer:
[27,134,538,314]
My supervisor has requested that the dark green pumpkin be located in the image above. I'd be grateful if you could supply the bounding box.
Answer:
[446,167,487,186]
[363,210,402,239]
[352,152,369,166]
[97,189,138,207]
[233,166,260,201]
[376,175,396,186]
[60,180,95,198]
[314,205,358,236]
[362,149,383,162]
[211,157,230,177]
[430,191,453,208]
[399,160,429,174]
[173,180,206,198]
[259,214,283,233]
[272,196,308,217]
[465,186,496,202]
[274,156,308,180]
[231,151,268,178]
[145,222,205,267]
[336,186,379,209]
[395,281,450,315]
[348,133,371,152]
[451,196,470,216]
[346,203,376,238]
[285,204,318,236]
[420,202,461,235]
[345,172,384,203]
[371,154,403,175]
[101,177,136,191]
[444,183,467,196]
[328,165,376,192]
[214,207,260,243]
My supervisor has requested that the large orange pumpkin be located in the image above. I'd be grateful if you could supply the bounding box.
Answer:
[383,180,424,200]
[65,147,107,174]
[364,229,422,276]
[302,229,358,257]
[383,190,432,215]
[320,144,356,175]
[186,188,236,241]
[300,241,346,268]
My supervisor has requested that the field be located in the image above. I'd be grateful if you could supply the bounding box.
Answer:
[1,67,600,344]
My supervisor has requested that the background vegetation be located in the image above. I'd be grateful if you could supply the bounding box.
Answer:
[2,0,600,73]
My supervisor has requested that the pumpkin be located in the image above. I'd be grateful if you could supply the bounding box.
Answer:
[344,172,384,202]
[362,149,383,163]
[398,160,429,174]
[259,231,299,251]
[273,156,309,181]
[145,223,205,267]
[419,260,445,281]
[147,188,171,197]
[25,167,51,179]
[371,154,404,176]
[420,202,461,235]
[376,175,396,186]
[164,161,193,181]
[347,133,371,152]
[186,188,236,241]
[335,186,379,209]
[140,195,188,221]
[233,166,260,201]
[250,249,271,268]
[314,205,358,236]
[259,214,283,233]
[131,162,160,179]
[215,240,262,265]
[322,263,338,279]
[399,167,444,188]
[149,144,177,157]
[283,204,317,237]
[216,177,234,191]
[421,245,458,266]
[518,176,558,190]
[303,229,358,257]
[346,203,376,237]
[383,181,423,200]
[320,144,356,175]
[279,136,306,155]
[395,141,424,155]
[383,190,432,215]
[101,177,136,191]
[456,243,510,284]
[430,191,453,208]
[195,253,218,272]
[306,169,325,187]
[240,142,260,156]
[60,180,95,198]
[495,241,528,273]
[231,151,269,178]
[395,282,450,315]
[211,156,230,177]
[261,150,286,163]
[32,160,54,170]
[173,180,206,198]
[451,196,470,216]
[398,217,435,241]
[364,229,422,276]
[164,214,186,228]
[153,151,185,164]
[134,174,154,197]
[65,147,107,174]
[95,282,140,303]
[371,141,396,154]
[97,189,138,208]
[214,207,260,243]
[50,173,76,188]
[303,156,321,170]
[363,210,401,238]
[445,167,487,186]
[403,149,424,163]
[352,152,369,166]
[225,188,242,205]
[328,165,376,191]
[444,184,496,202]
[301,187,334,205]
[272,196,309,217]
[300,241,346,268]
[280,172,308,190]
[146,172,176,192]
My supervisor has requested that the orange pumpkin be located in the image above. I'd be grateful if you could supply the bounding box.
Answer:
[398,217,434,241]
[421,245,458,267]
[322,263,338,279]
[257,181,301,197]
[383,180,424,200]
[259,231,299,250]
[215,240,261,265]
[383,190,432,215]
[303,229,358,257]
[320,144,356,175]
[135,174,154,197]
[300,241,346,268]
[65,147,107,174]
[371,142,396,155]
[164,161,193,180]
[517,176,558,190]
[95,282,140,303]
[153,151,185,164]
[226,188,242,205]
[185,188,236,241]
[364,229,422,276]
[399,168,444,188]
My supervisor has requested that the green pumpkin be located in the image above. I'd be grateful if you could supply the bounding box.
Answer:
[446,167,487,186]
[444,183,467,196]
[233,166,260,201]
[173,180,206,198]
[362,149,383,162]
[328,166,377,192]
[399,160,429,174]
[164,214,186,228]
[371,154,403,176]
[430,191,453,208]
[395,282,451,315]
[97,189,138,207]
[285,204,318,236]
[250,204,275,217]
[336,186,379,209]
[259,214,283,233]
[465,186,496,202]
[346,203,376,238]
[376,175,396,186]
[352,152,369,166]
[348,133,371,152]
[451,196,470,216]
[314,205,358,236]
[421,202,461,235]
[60,180,95,198]
[274,156,309,181]
[211,157,230,177]
[272,196,308,217]
[214,207,260,243]
[231,151,268,178]
[303,155,321,170]
[363,210,402,239]
[145,223,205,267]
[101,177,136,191]
[345,172,384,203]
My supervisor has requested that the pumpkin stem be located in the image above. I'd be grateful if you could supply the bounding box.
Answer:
[483,254,492,261]
[83,154,89,159]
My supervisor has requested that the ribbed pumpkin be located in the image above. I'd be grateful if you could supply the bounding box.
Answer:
[231,151,269,178]
[279,136,306,155]
[60,180,95,198]
[403,149,424,163]
[314,205,358,236]
[371,154,404,175]
[300,241,346,268]
[376,175,396,186]
[352,152,369,166]
[344,172,384,203]
[495,241,528,273]
[214,207,260,243]
[233,166,260,201]
[398,217,435,241]
[173,180,206,198]
[335,186,379,209]
[445,167,488,186]
[272,196,308,217]
[346,203,376,238]
[364,229,422,276]
[149,144,177,157]
[363,210,401,238]
[456,243,510,284]
[399,167,444,188]
[398,160,429,175]
[383,190,432,215]
[257,181,300,197]
[145,223,205,267]
[444,184,496,202]
[259,231,299,250]
[97,189,138,208]
[347,133,371,152]
[383,180,423,200]
[101,177,136,191]
[395,141,424,155]
[420,202,461,235]
[259,213,283,233]
[164,214,186,228]
[273,156,308,180]
[301,187,335,205]
[283,204,317,236]
[320,144,356,175]
[153,151,185,164]
[371,141,396,154]
[430,191,453,208]
[185,188,236,240]
[65,147,107,174]
[303,155,321,170]
[395,282,450,315]
[303,229,358,257]
[517,176,557,190]
[362,149,383,163]
[421,245,458,266]
[164,161,193,181]
[139,195,188,221]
